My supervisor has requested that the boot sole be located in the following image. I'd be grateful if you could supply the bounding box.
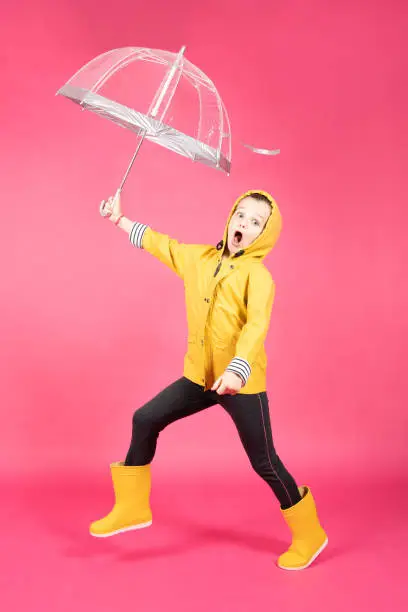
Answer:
[277,537,328,571]
[90,520,152,538]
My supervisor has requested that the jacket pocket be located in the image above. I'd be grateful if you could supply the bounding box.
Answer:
[211,330,239,350]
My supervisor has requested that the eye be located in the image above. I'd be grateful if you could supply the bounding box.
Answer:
[252,219,260,226]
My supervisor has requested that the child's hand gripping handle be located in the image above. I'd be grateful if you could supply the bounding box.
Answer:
[100,189,123,225]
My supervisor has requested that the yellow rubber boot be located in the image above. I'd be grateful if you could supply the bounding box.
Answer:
[277,486,328,570]
[90,462,152,537]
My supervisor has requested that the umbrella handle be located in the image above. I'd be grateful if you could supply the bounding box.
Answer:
[99,200,110,217]
[99,191,121,217]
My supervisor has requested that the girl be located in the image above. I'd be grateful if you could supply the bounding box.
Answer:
[90,189,328,571]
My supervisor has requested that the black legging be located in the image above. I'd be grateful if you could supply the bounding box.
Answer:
[125,377,301,509]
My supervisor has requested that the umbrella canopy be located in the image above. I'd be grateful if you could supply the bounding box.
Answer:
[57,46,232,175]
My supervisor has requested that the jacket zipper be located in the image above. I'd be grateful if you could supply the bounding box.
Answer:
[205,287,217,389]
[214,249,244,277]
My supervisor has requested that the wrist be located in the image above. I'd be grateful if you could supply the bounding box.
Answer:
[226,357,251,387]
[111,214,124,227]
[232,371,245,387]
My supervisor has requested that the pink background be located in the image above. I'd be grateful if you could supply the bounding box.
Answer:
[1,0,407,610]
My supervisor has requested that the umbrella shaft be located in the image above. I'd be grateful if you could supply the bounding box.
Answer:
[118,129,146,192]
[118,46,186,192]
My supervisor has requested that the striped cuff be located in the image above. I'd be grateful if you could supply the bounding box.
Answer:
[129,222,148,249]
[226,357,251,386]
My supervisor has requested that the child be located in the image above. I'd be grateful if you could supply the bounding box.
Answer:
[91,189,328,570]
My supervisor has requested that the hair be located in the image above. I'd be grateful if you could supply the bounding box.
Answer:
[247,192,273,210]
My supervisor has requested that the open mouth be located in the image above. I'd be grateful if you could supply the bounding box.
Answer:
[233,230,243,246]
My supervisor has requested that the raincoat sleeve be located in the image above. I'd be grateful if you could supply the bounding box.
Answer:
[129,222,191,279]
[226,266,275,386]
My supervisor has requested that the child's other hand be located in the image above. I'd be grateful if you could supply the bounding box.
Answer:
[212,371,243,395]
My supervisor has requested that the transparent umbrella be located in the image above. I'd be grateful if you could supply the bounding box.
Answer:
[56,46,232,203]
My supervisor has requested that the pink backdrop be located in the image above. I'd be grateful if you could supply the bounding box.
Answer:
[1,1,407,610]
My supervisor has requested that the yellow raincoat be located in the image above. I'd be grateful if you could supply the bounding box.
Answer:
[130,190,282,394]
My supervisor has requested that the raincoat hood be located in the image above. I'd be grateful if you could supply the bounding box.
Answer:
[218,190,282,260]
